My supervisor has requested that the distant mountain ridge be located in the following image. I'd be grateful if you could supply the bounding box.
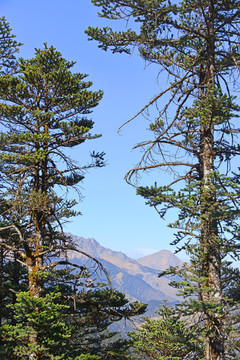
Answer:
[68,234,182,309]
[137,249,182,270]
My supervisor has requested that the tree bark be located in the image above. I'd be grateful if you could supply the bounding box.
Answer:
[0,247,3,327]
[199,3,224,358]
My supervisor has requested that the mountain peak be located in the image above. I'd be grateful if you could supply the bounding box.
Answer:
[67,233,182,305]
[136,249,182,271]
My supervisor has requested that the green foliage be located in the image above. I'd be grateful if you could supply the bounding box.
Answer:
[129,301,204,359]
[55,279,146,360]
[0,284,146,360]
[0,43,105,297]
[87,0,240,358]
[72,356,100,360]
[1,292,71,359]
[0,16,21,74]
[0,255,28,325]
[0,18,146,360]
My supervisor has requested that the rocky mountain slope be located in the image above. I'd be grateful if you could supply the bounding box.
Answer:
[68,234,182,308]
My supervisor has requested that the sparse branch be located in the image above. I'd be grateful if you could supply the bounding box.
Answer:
[42,260,86,272]
[126,161,196,184]
[88,1,240,357]
[118,73,191,134]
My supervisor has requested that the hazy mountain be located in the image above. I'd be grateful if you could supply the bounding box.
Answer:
[137,250,182,271]
[68,234,182,308]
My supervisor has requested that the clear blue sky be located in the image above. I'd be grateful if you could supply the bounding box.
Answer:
[1,0,181,259]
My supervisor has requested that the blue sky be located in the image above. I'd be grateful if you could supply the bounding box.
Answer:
[1,0,181,259]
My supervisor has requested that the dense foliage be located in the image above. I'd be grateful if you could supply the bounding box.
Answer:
[0,19,146,360]
[0,43,104,296]
[129,301,204,360]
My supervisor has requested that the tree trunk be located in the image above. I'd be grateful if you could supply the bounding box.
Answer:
[199,109,224,360]
[26,245,43,360]
[199,4,224,358]
[0,247,3,327]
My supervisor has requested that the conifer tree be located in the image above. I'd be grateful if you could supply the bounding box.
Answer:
[86,1,240,359]
[129,301,204,359]
[0,44,104,296]
[0,15,22,328]
[0,44,105,356]
[0,42,146,359]
[0,284,145,359]
[0,16,21,74]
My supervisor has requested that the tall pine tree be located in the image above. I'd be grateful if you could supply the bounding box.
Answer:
[129,301,204,359]
[0,42,146,359]
[0,44,104,296]
[0,44,104,356]
[86,1,240,359]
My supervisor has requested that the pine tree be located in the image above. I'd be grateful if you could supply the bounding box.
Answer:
[0,43,104,295]
[42,265,146,359]
[0,16,21,74]
[86,1,240,359]
[62,285,146,359]
[0,42,146,359]
[0,280,146,359]
[0,15,22,329]
[0,44,104,357]
[129,301,204,359]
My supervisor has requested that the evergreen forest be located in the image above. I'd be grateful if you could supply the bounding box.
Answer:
[1,0,240,359]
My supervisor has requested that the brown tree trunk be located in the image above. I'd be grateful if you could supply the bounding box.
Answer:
[199,4,224,358]
[200,114,224,360]
[25,243,44,360]
[0,247,3,327]
[25,111,48,359]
